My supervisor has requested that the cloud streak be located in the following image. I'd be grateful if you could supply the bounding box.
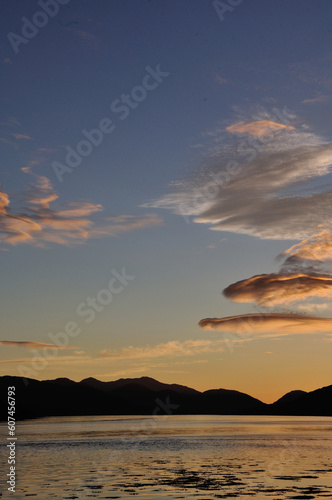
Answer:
[100,339,225,360]
[12,133,32,140]
[0,340,76,350]
[302,95,332,104]
[199,313,332,336]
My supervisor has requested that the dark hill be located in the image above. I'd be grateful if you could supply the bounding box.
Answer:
[79,376,200,395]
[1,376,331,420]
[201,388,267,414]
[270,384,332,416]
[272,390,307,406]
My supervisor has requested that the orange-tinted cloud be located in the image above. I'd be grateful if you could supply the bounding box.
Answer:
[0,169,162,246]
[223,272,332,306]
[280,230,332,262]
[100,339,225,360]
[199,313,332,336]
[226,120,294,137]
[0,340,76,350]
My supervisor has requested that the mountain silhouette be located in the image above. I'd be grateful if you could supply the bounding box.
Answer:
[272,389,308,406]
[270,385,332,416]
[79,376,200,395]
[0,375,331,420]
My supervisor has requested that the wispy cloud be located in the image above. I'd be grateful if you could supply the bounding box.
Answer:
[0,137,18,148]
[0,168,162,247]
[12,133,32,140]
[280,230,332,263]
[0,353,90,367]
[297,303,329,313]
[86,214,163,238]
[75,30,100,49]
[0,125,32,148]
[95,359,208,380]
[0,117,21,127]
[0,340,76,350]
[290,58,332,88]
[146,113,332,240]
[216,75,228,84]
[100,339,225,360]
[302,94,332,104]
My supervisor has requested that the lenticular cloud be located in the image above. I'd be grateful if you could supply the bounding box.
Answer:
[223,273,332,306]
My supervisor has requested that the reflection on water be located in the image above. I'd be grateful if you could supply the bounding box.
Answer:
[0,415,331,499]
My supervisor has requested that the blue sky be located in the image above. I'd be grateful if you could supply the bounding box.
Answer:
[1,0,332,402]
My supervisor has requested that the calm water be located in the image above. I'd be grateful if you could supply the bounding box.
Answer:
[1,415,332,499]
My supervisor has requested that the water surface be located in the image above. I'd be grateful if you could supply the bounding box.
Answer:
[1,415,331,499]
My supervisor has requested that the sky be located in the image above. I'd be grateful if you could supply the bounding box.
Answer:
[1,0,332,404]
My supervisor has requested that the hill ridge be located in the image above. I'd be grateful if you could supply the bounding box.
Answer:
[0,375,331,420]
